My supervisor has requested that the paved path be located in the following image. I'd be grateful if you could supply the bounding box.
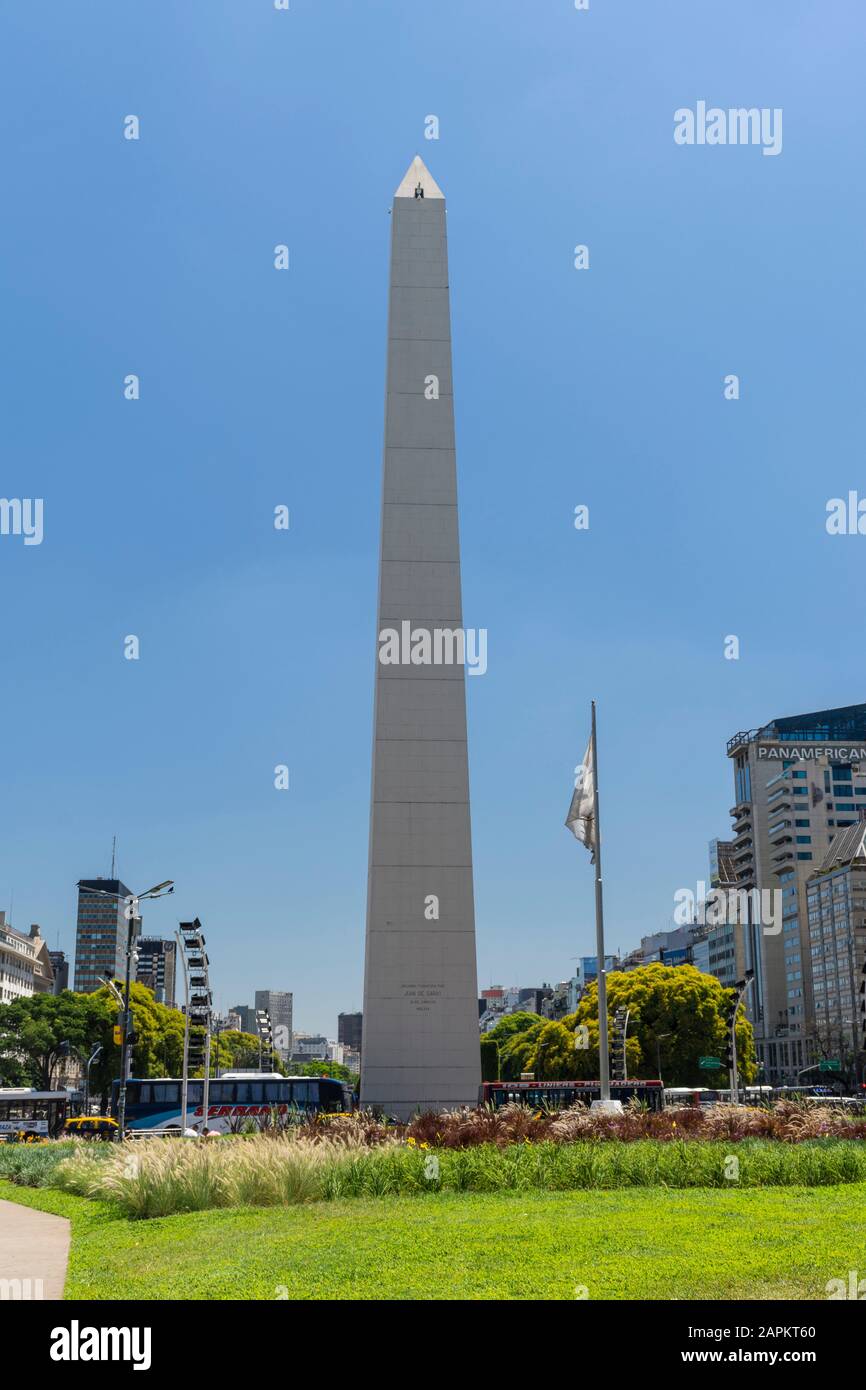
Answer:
[0,1198,70,1299]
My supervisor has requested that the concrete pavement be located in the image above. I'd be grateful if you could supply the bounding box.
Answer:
[0,1197,70,1300]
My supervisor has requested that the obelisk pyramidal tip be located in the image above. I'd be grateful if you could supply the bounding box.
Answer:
[360,162,480,1119]
[393,154,445,200]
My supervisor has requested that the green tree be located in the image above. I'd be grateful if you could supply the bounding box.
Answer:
[480,1035,500,1081]
[499,1019,544,1080]
[529,1021,576,1079]
[568,964,756,1087]
[0,991,103,1090]
[560,1016,642,1080]
[288,1059,359,1086]
[485,1011,541,1047]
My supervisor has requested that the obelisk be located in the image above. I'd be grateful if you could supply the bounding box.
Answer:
[360,157,481,1119]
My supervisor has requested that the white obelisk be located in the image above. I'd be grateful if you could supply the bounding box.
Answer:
[360,158,481,1119]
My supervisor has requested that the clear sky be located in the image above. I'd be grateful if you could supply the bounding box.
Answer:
[2,1,864,1033]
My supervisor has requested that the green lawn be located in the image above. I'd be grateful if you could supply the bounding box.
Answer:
[3,1178,864,1300]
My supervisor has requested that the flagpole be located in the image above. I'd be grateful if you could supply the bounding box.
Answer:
[591,699,611,1102]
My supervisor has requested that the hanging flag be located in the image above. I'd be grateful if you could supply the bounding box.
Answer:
[565,733,596,860]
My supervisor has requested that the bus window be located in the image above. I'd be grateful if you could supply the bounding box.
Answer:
[152,1084,180,1104]
[264,1082,283,1103]
[290,1082,311,1106]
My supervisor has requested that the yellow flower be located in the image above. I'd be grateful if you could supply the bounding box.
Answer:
[419,1141,430,1150]
[406,1136,416,1147]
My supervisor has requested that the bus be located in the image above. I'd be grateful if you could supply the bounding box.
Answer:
[664,1087,722,1108]
[0,1089,80,1140]
[112,1072,356,1134]
[481,1080,665,1112]
[664,1086,774,1108]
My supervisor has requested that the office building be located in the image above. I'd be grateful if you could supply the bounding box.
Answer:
[255,990,293,1060]
[805,821,866,1069]
[231,1003,258,1036]
[338,1011,362,1054]
[134,936,177,1007]
[726,702,866,1083]
[74,878,134,994]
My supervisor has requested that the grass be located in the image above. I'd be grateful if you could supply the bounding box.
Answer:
[0,1140,85,1187]
[2,1177,863,1300]
[47,1134,866,1218]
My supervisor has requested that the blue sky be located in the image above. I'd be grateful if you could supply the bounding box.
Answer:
[2,1,864,1032]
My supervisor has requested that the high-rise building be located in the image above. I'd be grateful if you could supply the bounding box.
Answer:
[231,1003,258,1036]
[361,157,481,1118]
[254,990,292,1060]
[726,702,866,1083]
[805,821,866,1075]
[49,950,69,994]
[74,879,134,994]
[337,1012,362,1054]
[134,937,177,1007]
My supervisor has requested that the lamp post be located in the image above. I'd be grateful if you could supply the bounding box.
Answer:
[727,970,755,1104]
[84,1044,102,1116]
[654,1032,672,1088]
[80,878,174,1140]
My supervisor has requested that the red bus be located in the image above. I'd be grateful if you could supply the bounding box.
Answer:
[481,1080,665,1112]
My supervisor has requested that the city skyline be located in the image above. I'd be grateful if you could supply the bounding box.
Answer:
[3,3,865,1036]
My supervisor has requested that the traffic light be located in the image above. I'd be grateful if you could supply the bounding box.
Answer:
[113,1025,122,1046]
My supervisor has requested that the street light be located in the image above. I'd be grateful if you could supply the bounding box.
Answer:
[726,970,755,1105]
[85,1043,102,1116]
[79,877,174,1139]
[654,1032,672,1087]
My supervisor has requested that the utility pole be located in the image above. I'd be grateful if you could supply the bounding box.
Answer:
[726,971,755,1104]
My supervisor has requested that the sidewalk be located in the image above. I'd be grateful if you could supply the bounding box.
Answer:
[0,1198,70,1300]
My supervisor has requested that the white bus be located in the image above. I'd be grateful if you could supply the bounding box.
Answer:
[0,1089,79,1139]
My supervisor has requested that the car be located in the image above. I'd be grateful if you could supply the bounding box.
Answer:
[63,1116,119,1140]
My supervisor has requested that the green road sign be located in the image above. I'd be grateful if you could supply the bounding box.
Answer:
[699,1056,722,1069]
[819,1060,841,1072]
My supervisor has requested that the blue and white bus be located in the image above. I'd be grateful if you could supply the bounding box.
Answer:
[112,1071,356,1134]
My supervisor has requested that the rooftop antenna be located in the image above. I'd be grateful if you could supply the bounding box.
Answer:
[110,835,117,881]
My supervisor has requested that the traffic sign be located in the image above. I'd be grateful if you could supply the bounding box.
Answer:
[819,1060,841,1072]
[699,1056,722,1069]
